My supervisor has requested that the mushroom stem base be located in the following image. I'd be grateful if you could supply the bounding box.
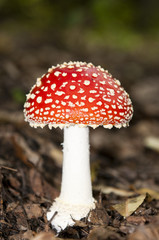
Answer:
[47,197,96,233]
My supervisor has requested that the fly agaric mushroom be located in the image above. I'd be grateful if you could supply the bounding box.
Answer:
[24,61,133,232]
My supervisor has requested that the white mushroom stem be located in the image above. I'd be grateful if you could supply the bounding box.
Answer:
[47,125,95,232]
[61,125,93,204]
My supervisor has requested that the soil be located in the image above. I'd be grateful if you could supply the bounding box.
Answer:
[0,33,159,240]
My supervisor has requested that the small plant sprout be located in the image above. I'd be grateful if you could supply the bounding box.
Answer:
[24,61,133,232]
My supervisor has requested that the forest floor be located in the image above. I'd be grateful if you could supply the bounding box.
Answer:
[0,32,159,240]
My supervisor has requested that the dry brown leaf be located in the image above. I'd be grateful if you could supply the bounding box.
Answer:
[12,133,41,167]
[24,203,43,219]
[112,194,146,217]
[144,136,159,153]
[94,185,134,197]
[31,232,56,240]
[136,188,159,200]
[128,222,159,240]
[29,168,44,197]
[88,226,123,240]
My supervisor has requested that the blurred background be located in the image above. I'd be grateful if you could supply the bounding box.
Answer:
[0,0,159,197]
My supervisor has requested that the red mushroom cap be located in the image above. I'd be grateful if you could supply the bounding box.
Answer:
[24,61,133,129]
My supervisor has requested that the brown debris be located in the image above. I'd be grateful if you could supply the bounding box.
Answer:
[128,218,159,240]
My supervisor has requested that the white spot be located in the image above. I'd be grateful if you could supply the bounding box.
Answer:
[46,74,50,78]
[24,102,30,108]
[30,94,36,99]
[35,109,39,114]
[66,114,69,118]
[48,68,53,73]
[62,72,67,77]
[70,85,76,90]
[61,82,68,87]
[75,101,80,106]
[108,89,115,96]
[114,116,120,120]
[44,111,49,115]
[55,100,59,104]
[45,99,52,104]
[72,73,77,77]
[72,95,77,99]
[105,105,109,109]
[51,84,56,90]
[54,71,61,77]
[68,65,74,69]
[55,91,65,96]
[100,81,106,85]
[90,90,97,93]
[117,98,123,103]
[84,80,90,86]
[88,97,95,103]
[103,124,113,129]
[119,112,125,116]
[80,102,85,106]
[76,68,82,72]
[52,104,56,108]
[40,108,43,112]
[91,107,98,110]
[118,96,123,100]
[68,102,75,107]
[96,101,102,106]
[81,108,88,112]
[55,114,60,117]
[61,101,66,106]
[29,107,34,112]
[37,96,42,103]
[78,88,85,93]
[81,96,86,100]
[45,107,50,110]
[43,87,48,92]
[92,73,98,78]
[36,78,41,87]
[35,91,40,94]
[127,98,132,105]
[115,79,121,86]
[103,74,108,79]
[64,96,70,99]
[103,96,111,102]
[112,105,116,109]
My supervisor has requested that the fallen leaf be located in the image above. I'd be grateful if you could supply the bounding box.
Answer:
[136,188,159,200]
[24,203,43,219]
[112,194,146,217]
[128,220,159,240]
[94,185,134,197]
[31,232,56,240]
[90,203,109,227]
[144,136,159,153]
[88,226,123,240]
